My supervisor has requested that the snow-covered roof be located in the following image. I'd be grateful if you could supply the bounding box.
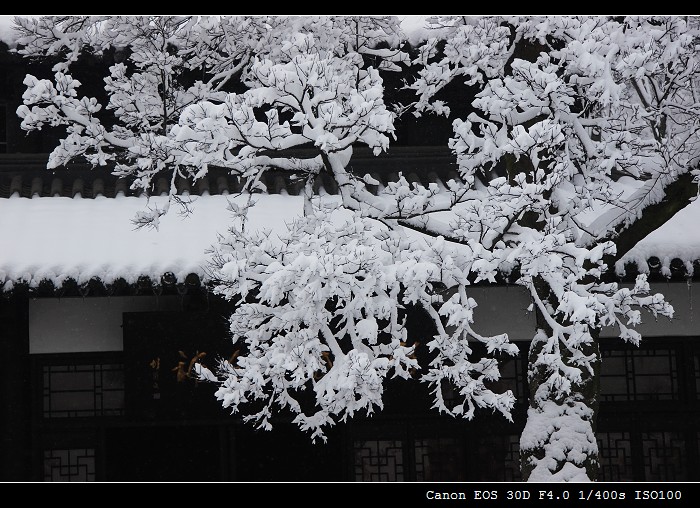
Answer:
[0,192,303,292]
[0,148,460,294]
[2,149,700,294]
[616,197,700,279]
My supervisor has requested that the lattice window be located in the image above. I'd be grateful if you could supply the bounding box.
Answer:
[485,353,528,404]
[600,347,678,402]
[43,448,96,481]
[503,434,521,482]
[353,439,404,481]
[642,431,686,481]
[43,362,125,418]
[414,437,465,481]
[598,432,634,481]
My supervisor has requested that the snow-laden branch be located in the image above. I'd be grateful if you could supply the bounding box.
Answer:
[203,208,518,439]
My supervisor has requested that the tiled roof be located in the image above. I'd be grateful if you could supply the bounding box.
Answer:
[0,148,462,199]
[0,148,465,296]
[1,148,700,297]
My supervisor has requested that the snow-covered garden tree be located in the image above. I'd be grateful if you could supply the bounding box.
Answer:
[13,15,700,481]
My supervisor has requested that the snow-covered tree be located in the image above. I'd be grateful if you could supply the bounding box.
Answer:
[13,15,409,225]
[408,15,700,480]
[15,15,699,482]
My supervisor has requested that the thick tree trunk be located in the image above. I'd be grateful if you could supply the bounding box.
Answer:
[520,332,601,481]
[519,280,602,482]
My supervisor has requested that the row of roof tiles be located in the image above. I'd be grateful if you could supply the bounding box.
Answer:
[0,168,464,200]
[0,148,462,199]
[1,150,699,295]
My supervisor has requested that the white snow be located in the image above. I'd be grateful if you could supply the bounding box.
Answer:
[616,196,700,277]
[4,186,698,289]
[398,15,430,45]
[0,193,303,289]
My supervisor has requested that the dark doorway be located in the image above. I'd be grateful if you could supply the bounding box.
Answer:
[104,425,222,481]
[122,310,233,421]
[233,423,345,481]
